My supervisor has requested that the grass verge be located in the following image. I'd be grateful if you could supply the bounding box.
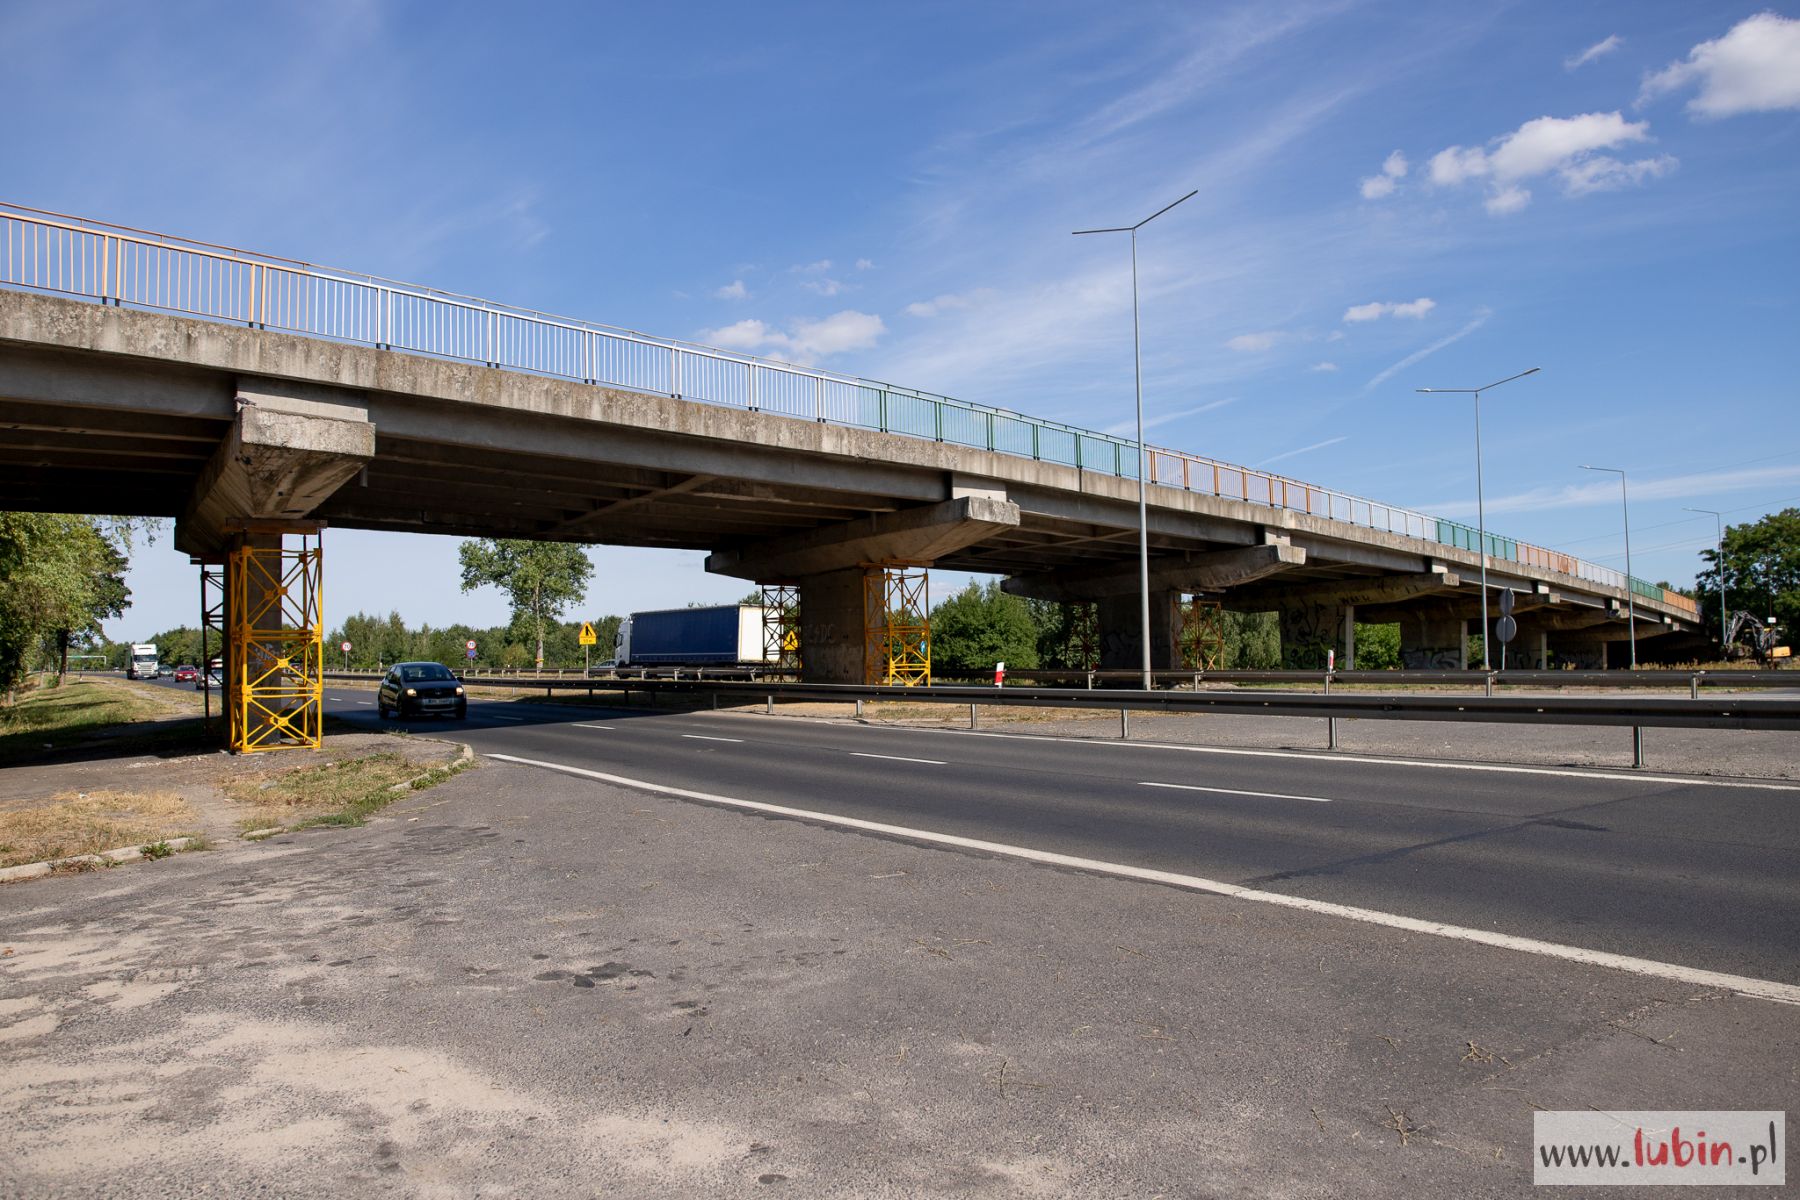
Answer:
[0,680,193,764]
[0,790,200,869]
[227,748,475,833]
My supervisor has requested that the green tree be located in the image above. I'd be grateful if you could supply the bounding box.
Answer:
[1696,507,1800,639]
[457,539,595,669]
[930,581,1040,677]
[1353,622,1401,670]
[1223,610,1281,669]
[0,514,134,695]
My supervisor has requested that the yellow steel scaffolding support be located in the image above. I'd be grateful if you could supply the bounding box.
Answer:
[227,529,324,753]
[862,563,930,685]
[760,583,801,677]
[1182,597,1226,671]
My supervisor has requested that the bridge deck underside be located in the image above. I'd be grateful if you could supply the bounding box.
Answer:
[0,290,1692,632]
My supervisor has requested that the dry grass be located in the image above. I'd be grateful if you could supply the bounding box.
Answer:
[0,789,199,869]
[0,678,207,765]
[224,751,439,831]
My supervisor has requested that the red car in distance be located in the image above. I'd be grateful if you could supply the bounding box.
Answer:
[173,664,199,683]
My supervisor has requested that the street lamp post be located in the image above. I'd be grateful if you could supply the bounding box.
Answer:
[1074,189,1197,691]
[1581,464,1636,669]
[1415,368,1540,672]
[1685,506,1727,652]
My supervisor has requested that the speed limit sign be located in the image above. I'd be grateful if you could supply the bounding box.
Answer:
[466,640,477,651]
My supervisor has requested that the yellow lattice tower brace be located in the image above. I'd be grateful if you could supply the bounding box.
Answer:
[228,530,324,753]
[863,563,930,686]
[759,583,801,677]
[1181,597,1226,671]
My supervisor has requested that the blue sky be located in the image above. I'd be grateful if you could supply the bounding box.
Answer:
[4,0,1797,640]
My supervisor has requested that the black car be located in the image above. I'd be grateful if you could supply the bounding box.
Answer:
[378,661,467,720]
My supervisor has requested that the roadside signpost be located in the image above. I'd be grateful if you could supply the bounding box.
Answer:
[579,621,597,673]
[466,638,478,663]
[341,640,351,670]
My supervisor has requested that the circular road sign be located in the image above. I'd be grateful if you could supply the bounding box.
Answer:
[466,639,477,651]
[1495,615,1518,644]
[340,641,351,653]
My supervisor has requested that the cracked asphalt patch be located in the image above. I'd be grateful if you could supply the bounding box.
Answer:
[1,757,1795,1197]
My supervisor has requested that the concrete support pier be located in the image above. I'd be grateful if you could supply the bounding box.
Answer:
[1097,590,1183,673]
[1276,598,1352,670]
[794,567,867,684]
[1398,607,1469,670]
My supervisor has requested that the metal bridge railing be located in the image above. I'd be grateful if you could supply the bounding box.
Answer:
[0,202,1697,618]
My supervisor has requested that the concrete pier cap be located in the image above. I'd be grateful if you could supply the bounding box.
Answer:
[176,377,375,557]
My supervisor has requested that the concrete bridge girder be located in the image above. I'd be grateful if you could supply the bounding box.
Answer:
[704,495,1020,582]
[1000,542,1306,604]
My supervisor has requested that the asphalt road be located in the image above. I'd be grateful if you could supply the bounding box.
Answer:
[279,679,1800,990]
[7,676,1793,1195]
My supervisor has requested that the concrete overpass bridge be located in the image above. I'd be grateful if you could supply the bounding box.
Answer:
[0,204,1702,720]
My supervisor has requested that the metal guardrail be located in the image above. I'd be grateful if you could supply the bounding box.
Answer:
[322,672,1797,729]
[327,667,1789,692]
[0,201,1695,619]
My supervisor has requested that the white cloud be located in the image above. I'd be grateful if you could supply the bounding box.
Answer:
[698,310,886,362]
[1344,297,1435,322]
[1427,111,1666,213]
[1260,435,1348,467]
[1484,186,1531,215]
[903,291,982,318]
[1226,331,1282,352]
[801,277,847,297]
[1559,153,1678,196]
[1490,112,1648,180]
[793,259,832,274]
[712,279,747,300]
[1101,397,1235,437]
[1360,174,1398,200]
[786,310,885,358]
[1358,149,1408,199]
[1565,34,1621,70]
[1309,361,1339,372]
[854,258,875,271]
[1428,144,1490,186]
[1427,463,1800,519]
[704,318,776,352]
[1640,12,1800,117]
[1360,310,1492,394]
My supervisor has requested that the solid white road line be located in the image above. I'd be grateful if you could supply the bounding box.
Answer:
[485,751,1800,1008]
[1141,781,1333,803]
[574,723,616,731]
[682,734,743,743]
[851,752,946,766]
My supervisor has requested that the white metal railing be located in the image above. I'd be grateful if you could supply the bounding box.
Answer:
[0,202,1697,617]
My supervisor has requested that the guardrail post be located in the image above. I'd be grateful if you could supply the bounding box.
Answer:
[766,694,774,715]
[1689,673,1700,700]
[855,698,864,719]
[1484,672,1494,698]
[1120,708,1129,739]
[970,703,978,729]
[1632,726,1646,768]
